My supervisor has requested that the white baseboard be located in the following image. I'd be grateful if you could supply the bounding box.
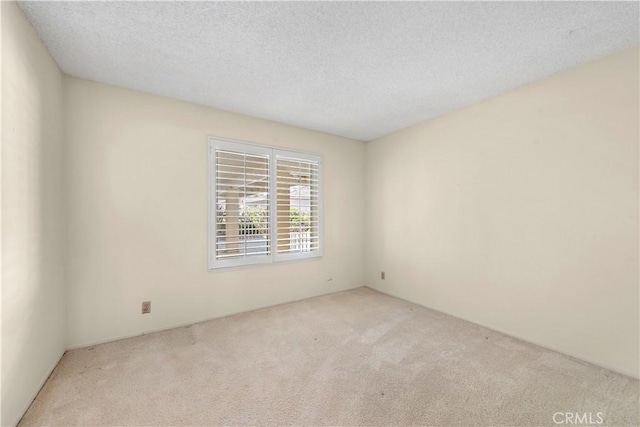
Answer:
[66,285,364,351]
[24,283,632,427]
[365,285,639,380]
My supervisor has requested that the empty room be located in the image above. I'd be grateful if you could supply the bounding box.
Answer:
[2,1,639,426]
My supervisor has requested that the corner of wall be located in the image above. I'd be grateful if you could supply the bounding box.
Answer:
[1,2,67,425]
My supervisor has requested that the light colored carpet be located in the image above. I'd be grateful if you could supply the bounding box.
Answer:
[19,287,639,426]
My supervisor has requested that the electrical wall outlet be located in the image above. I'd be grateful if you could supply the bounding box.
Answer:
[381,271,386,280]
[141,301,151,314]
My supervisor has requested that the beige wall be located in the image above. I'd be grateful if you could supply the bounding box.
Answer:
[365,48,640,378]
[64,77,365,349]
[1,2,66,425]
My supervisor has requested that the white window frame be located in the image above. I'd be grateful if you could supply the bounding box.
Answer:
[208,137,323,270]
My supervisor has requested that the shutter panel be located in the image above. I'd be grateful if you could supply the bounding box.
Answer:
[276,156,320,256]
[214,148,270,264]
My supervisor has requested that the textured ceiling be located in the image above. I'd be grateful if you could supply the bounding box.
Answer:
[18,1,640,141]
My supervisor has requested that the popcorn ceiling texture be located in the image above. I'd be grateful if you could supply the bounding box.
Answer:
[18,1,639,141]
[18,288,640,426]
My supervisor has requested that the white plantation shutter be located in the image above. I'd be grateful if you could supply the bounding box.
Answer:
[211,141,272,268]
[209,138,322,269]
[275,155,321,259]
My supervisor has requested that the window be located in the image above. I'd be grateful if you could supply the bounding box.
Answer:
[209,138,322,269]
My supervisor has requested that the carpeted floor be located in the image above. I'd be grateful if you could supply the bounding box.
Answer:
[19,287,639,426]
